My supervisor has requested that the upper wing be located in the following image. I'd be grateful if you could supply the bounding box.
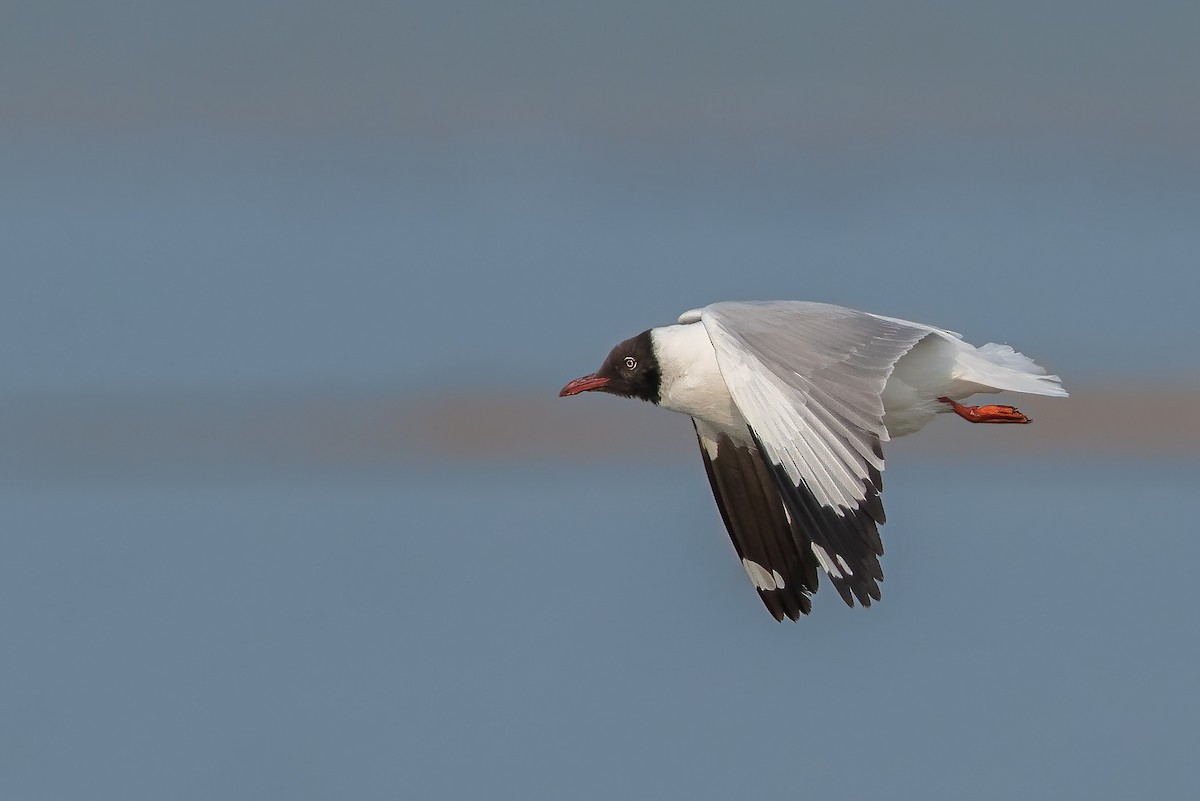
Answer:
[693,419,819,621]
[699,301,935,606]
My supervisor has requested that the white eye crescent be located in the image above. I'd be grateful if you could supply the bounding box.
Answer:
[623,356,637,370]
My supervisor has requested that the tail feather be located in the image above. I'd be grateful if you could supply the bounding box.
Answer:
[955,342,1068,397]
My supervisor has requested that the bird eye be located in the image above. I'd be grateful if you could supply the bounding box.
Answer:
[624,356,637,370]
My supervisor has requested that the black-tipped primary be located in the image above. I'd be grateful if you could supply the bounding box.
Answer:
[694,423,819,621]
[592,330,662,404]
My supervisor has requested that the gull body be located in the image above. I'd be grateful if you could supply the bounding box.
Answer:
[561,301,1067,622]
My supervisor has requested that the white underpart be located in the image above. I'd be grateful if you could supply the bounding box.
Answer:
[651,323,749,440]
[742,558,785,591]
[810,543,844,579]
[882,331,1069,437]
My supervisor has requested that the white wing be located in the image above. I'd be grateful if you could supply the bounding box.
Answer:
[699,301,937,605]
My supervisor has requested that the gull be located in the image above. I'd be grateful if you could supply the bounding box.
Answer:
[560,301,1067,621]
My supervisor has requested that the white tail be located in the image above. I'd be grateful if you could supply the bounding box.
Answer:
[955,342,1068,397]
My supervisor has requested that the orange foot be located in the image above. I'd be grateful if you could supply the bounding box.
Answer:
[937,397,1032,424]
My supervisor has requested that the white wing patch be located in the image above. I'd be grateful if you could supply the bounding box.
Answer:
[810,543,843,579]
[742,558,786,591]
[698,432,720,460]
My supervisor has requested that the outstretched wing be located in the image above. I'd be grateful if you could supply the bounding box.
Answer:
[699,301,933,606]
[693,419,819,621]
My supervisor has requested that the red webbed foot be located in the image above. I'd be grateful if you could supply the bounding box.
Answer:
[937,397,1032,424]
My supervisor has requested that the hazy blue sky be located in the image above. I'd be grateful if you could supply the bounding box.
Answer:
[4,0,1198,395]
[4,463,1197,800]
[3,4,1198,799]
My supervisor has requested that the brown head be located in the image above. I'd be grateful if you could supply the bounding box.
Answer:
[558,330,662,404]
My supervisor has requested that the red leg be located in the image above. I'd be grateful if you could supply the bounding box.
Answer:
[937,397,1032,424]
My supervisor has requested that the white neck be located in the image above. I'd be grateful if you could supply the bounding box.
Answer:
[651,323,747,435]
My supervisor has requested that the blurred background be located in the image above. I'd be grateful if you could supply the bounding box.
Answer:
[3,2,1198,799]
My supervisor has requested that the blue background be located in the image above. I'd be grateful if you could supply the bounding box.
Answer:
[3,2,1198,799]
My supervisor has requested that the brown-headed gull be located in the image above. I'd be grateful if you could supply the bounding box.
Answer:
[560,301,1067,621]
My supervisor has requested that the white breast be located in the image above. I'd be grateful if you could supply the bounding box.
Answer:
[651,323,749,438]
